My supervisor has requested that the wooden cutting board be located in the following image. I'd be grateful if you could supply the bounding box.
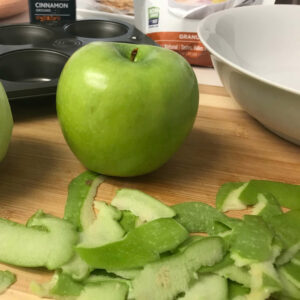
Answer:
[1,84,300,299]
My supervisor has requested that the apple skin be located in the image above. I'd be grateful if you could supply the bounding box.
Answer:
[0,82,13,162]
[56,42,199,177]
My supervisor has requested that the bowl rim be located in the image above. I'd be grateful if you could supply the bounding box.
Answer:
[198,4,300,97]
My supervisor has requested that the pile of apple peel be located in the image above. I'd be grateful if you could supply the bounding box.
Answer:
[0,173,300,299]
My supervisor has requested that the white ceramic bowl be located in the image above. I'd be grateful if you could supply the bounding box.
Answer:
[198,5,300,145]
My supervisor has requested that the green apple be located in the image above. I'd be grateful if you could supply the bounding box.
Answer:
[56,42,199,176]
[0,82,13,162]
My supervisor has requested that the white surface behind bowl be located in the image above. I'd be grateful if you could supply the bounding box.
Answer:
[198,5,300,145]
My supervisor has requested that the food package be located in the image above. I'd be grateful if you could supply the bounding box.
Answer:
[133,0,276,66]
[77,0,134,16]
[77,0,299,66]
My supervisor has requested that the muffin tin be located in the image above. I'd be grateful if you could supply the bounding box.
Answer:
[0,20,157,100]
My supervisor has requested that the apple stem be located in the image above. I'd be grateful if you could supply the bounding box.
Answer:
[130,48,138,62]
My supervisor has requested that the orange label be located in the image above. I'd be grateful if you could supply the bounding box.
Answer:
[147,32,212,67]
[36,15,61,22]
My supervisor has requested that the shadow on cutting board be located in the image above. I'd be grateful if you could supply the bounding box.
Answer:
[9,96,57,122]
[112,127,221,187]
[0,137,59,202]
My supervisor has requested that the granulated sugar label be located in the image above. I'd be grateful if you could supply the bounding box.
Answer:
[134,0,273,66]
[147,31,210,66]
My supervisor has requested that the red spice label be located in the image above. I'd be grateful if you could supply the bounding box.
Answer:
[147,31,212,67]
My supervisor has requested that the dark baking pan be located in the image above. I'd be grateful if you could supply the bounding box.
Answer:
[0,19,157,100]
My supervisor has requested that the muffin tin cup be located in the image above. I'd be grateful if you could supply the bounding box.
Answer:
[0,24,55,46]
[0,49,68,99]
[0,19,157,100]
[64,20,130,39]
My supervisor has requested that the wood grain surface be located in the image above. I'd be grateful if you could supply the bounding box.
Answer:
[1,85,300,299]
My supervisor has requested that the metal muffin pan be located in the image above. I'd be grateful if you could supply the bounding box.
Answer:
[0,20,157,100]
